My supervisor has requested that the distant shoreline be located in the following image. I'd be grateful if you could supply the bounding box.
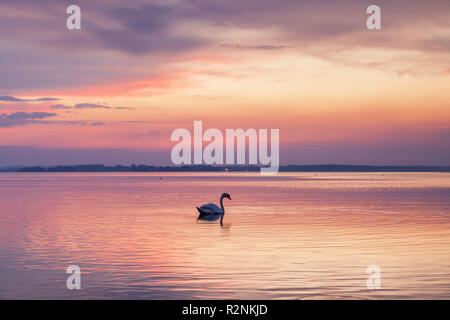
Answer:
[1,164,450,173]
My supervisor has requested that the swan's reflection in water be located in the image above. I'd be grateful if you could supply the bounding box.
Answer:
[196,218,232,230]
[197,215,221,222]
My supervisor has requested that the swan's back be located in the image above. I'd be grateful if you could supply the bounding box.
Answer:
[197,203,222,215]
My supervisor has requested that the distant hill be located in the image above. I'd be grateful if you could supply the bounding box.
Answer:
[1,164,449,172]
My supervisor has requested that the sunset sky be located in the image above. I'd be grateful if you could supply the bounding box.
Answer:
[0,0,449,166]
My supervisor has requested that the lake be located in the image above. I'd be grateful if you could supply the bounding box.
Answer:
[0,172,449,299]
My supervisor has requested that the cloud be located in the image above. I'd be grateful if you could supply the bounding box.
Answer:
[0,0,449,92]
[51,103,112,109]
[221,44,290,50]
[0,111,57,127]
[87,3,205,55]
[0,95,59,102]
[2,1,449,58]
[75,103,112,109]
[50,104,73,110]
[0,111,109,127]
[50,103,133,110]
[0,111,56,120]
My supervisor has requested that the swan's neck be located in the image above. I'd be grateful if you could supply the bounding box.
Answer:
[220,197,225,213]
[220,196,225,226]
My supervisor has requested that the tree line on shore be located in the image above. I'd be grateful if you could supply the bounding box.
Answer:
[1,164,449,172]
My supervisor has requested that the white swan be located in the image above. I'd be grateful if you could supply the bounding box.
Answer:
[196,193,231,225]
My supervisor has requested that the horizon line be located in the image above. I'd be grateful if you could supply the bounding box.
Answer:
[2,164,450,173]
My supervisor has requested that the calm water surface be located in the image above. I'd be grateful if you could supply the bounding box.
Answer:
[0,172,449,299]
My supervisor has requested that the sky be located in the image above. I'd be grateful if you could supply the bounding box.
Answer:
[0,0,449,166]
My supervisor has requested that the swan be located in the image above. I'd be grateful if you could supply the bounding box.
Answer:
[196,193,231,225]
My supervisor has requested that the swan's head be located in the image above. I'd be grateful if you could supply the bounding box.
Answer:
[221,193,231,200]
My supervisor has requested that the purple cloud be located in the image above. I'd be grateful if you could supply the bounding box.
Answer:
[0,0,449,91]
[0,111,57,127]
[75,103,112,109]
[0,95,59,102]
